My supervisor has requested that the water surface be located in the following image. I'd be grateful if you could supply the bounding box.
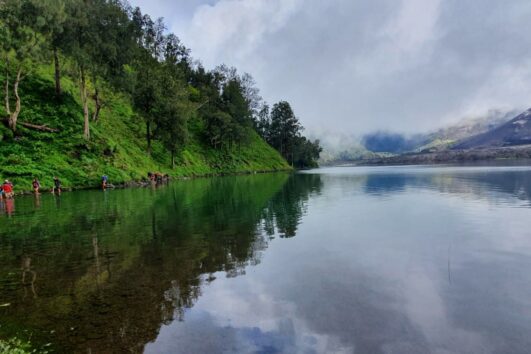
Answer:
[1,165,531,353]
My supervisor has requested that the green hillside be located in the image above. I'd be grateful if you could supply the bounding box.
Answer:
[0,65,290,192]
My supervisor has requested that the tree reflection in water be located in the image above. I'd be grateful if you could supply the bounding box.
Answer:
[0,172,321,353]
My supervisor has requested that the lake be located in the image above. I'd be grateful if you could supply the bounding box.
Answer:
[1,164,531,353]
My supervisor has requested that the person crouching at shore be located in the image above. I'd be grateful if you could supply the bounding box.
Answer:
[2,180,14,199]
[32,178,41,194]
[52,176,62,194]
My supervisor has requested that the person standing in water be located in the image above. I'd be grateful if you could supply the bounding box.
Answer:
[101,175,108,190]
[2,180,14,199]
[32,178,41,194]
[52,176,62,194]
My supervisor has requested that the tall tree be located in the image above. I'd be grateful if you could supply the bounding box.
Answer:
[204,111,233,150]
[0,0,45,132]
[269,101,302,164]
[87,0,135,121]
[256,103,270,140]
[130,12,166,153]
[156,44,191,167]
[239,72,262,122]
[35,0,67,97]
[292,136,322,168]
[220,79,252,146]
[61,0,93,139]
[157,81,190,168]
[132,57,161,153]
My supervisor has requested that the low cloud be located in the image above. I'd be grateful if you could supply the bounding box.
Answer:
[132,0,531,135]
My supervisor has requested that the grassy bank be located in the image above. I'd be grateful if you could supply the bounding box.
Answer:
[0,65,290,192]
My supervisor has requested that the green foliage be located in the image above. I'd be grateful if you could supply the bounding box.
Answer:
[0,336,49,354]
[0,338,32,354]
[260,101,321,168]
[292,136,323,169]
[0,63,288,191]
[0,0,45,63]
[0,0,308,192]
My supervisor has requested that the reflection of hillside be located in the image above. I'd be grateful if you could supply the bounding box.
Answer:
[362,169,531,206]
[261,174,323,238]
[0,172,321,353]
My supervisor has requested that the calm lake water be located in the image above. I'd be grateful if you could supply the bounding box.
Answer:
[1,164,531,353]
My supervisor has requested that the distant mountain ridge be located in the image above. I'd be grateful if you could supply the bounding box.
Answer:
[453,108,531,149]
[360,108,531,165]
[359,109,517,154]
[317,108,527,165]
[417,110,517,152]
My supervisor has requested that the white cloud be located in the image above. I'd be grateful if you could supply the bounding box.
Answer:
[131,0,531,135]
[174,0,303,68]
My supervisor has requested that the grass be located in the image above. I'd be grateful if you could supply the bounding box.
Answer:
[0,64,290,192]
[0,337,50,354]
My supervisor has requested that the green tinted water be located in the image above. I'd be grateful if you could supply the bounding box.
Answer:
[1,166,531,353]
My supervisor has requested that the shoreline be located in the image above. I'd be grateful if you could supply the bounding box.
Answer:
[323,146,531,167]
[7,168,293,196]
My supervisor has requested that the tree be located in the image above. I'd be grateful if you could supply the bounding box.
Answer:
[132,58,162,153]
[34,0,67,97]
[0,0,45,132]
[269,101,302,163]
[87,0,135,121]
[292,136,322,168]
[239,72,262,121]
[221,80,251,125]
[60,0,93,139]
[204,111,232,149]
[256,103,270,140]
[163,33,190,73]
[156,63,190,167]
[220,79,253,145]
[130,12,166,153]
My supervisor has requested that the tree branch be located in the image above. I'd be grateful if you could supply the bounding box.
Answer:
[18,121,59,132]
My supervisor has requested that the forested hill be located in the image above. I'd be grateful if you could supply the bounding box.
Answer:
[0,0,321,191]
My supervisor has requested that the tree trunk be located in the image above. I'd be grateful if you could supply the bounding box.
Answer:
[171,150,175,169]
[8,68,22,132]
[19,121,59,132]
[4,58,10,117]
[92,87,102,121]
[80,67,90,140]
[53,47,61,97]
[146,120,152,154]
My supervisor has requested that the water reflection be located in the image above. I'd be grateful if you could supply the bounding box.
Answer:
[2,166,531,353]
[0,173,321,353]
[20,256,37,300]
[349,166,531,206]
[262,174,323,238]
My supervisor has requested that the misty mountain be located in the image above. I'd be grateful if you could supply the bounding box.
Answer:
[361,109,516,154]
[453,108,531,149]
[315,109,518,164]
[310,132,390,164]
[418,109,517,152]
[362,132,427,153]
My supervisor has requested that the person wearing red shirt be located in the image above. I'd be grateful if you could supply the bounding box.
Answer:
[2,180,14,199]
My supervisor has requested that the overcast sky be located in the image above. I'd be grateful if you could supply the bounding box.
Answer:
[130,0,531,135]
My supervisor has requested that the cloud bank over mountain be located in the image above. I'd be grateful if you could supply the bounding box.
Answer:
[132,0,531,135]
